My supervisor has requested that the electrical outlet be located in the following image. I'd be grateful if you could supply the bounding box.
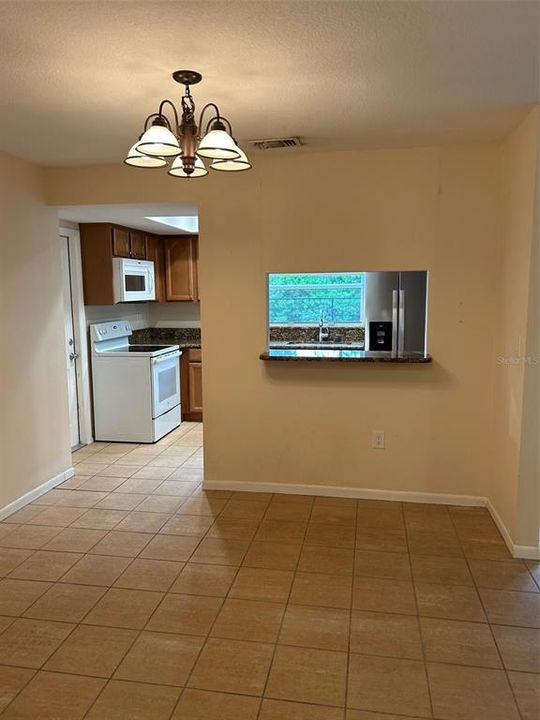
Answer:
[372,430,385,449]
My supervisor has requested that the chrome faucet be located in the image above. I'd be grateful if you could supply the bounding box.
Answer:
[319,309,329,342]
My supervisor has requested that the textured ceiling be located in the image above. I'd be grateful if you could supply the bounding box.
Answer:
[0,1,538,166]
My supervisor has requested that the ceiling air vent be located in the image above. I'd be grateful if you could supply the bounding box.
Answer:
[249,137,304,150]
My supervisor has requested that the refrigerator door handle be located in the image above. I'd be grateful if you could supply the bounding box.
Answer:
[398,289,405,355]
[392,290,399,356]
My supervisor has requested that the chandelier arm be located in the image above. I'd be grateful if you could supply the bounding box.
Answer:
[218,116,234,136]
[197,103,222,138]
[143,112,164,131]
[157,99,180,132]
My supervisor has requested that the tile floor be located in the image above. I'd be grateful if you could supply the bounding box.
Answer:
[0,422,538,719]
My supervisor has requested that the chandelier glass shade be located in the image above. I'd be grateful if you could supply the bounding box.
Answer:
[125,70,250,178]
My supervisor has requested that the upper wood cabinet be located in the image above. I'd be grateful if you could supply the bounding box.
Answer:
[164,235,199,302]
[112,227,146,259]
[145,235,166,303]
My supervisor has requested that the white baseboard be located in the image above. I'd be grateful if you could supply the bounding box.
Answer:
[486,499,540,560]
[203,480,540,560]
[203,480,486,507]
[0,467,75,521]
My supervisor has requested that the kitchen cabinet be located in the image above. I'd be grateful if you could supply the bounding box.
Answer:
[164,235,199,301]
[145,235,166,303]
[112,227,146,259]
[181,348,202,421]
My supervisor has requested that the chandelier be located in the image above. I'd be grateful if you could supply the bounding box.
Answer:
[125,70,251,177]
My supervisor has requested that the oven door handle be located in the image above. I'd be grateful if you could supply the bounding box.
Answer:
[151,351,181,364]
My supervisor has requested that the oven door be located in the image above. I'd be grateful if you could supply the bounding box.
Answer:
[113,258,156,302]
[151,352,181,418]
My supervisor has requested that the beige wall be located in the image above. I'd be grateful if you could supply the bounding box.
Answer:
[492,108,539,547]
[45,142,503,502]
[0,151,71,510]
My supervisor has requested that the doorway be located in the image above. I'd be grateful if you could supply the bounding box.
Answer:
[59,228,93,448]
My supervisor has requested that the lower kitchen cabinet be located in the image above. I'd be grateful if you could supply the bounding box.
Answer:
[181,348,202,421]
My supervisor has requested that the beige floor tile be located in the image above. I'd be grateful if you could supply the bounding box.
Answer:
[279,603,350,651]
[260,699,343,720]
[212,598,285,642]
[355,525,408,553]
[427,662,520,720]
[115,630,203,685]
[190,537,249,565]
[420,617,501,667]
[140,534,200,562]
[354,550,411,580]
[492,625,540,672]
[153,480,199,496]
[60,554,131,586]
[0,579,52,615]
[9,551,82,582]
[159,514,214,537]
[469,559,539,592]
[348,654,431,717]
[0,615,15,633]
[136,495,185,513]
[265,502,312,522]
[255,519,307,543]
[508,671,540,720]
[131,466,175,481]
[173,689,260,720]
[461,539,512,560]
[268,494,314,506]
[290,571,352,609]
[356,500,404,526]
[71,508,127,530]
[95,464,140,478]
[410,554,473,586]
[0,666,35,713]
[0,549,33,576]
[114,511,170,533]
[178,496,228,516]
[43,528,107,552]
[407,527,463,558]
[305,522,356,549]
[526,560,540,587]
[114,478,162,494]
[353,577,416,615]
[0,618,74,667]
[350,611,422,659]
[243,541,301,570]
[96,493,146,511]
[114,558,183,591]
[146,592,221,634]
[145,457,185,468]
[479,588,540,627]
[415,583,486,621]
[346,712,423,720]
[0,525,62,550]
[1,671,105,720]
[24,582,106,622]
[310,504,356,526]
[26,506,87,527]
[85,679,180,720]
[89,530,153,557]
[170,563,237,596]
[78,476,126,492]
[266,644,347,706]
[229,567,294,602]
[0,524,18,540]
[83,587,163,629]
[188,637,274,695]
[44,624,138,677]
[73,462,109,476]
[205,517,259,540]
[4,506,49,524]
[220,500,269,521]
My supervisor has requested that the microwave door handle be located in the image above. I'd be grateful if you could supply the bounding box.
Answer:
[398,289,405,355]
[148,271,154,294]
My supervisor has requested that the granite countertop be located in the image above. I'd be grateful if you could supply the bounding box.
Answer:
[130,327,201,349]
[261,349,432,363]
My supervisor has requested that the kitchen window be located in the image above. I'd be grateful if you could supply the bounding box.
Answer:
[268,272,365,325]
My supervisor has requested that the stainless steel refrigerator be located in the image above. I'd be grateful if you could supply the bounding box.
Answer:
[364,271,428,355]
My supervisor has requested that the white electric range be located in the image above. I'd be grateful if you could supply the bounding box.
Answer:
[90,321,181,443]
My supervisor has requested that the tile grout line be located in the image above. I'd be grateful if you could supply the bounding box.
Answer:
[447,507,525,720]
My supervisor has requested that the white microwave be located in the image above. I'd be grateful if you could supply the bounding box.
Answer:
[113,258,156,303]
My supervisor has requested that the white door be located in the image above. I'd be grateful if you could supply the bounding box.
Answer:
[59,234,80,448]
